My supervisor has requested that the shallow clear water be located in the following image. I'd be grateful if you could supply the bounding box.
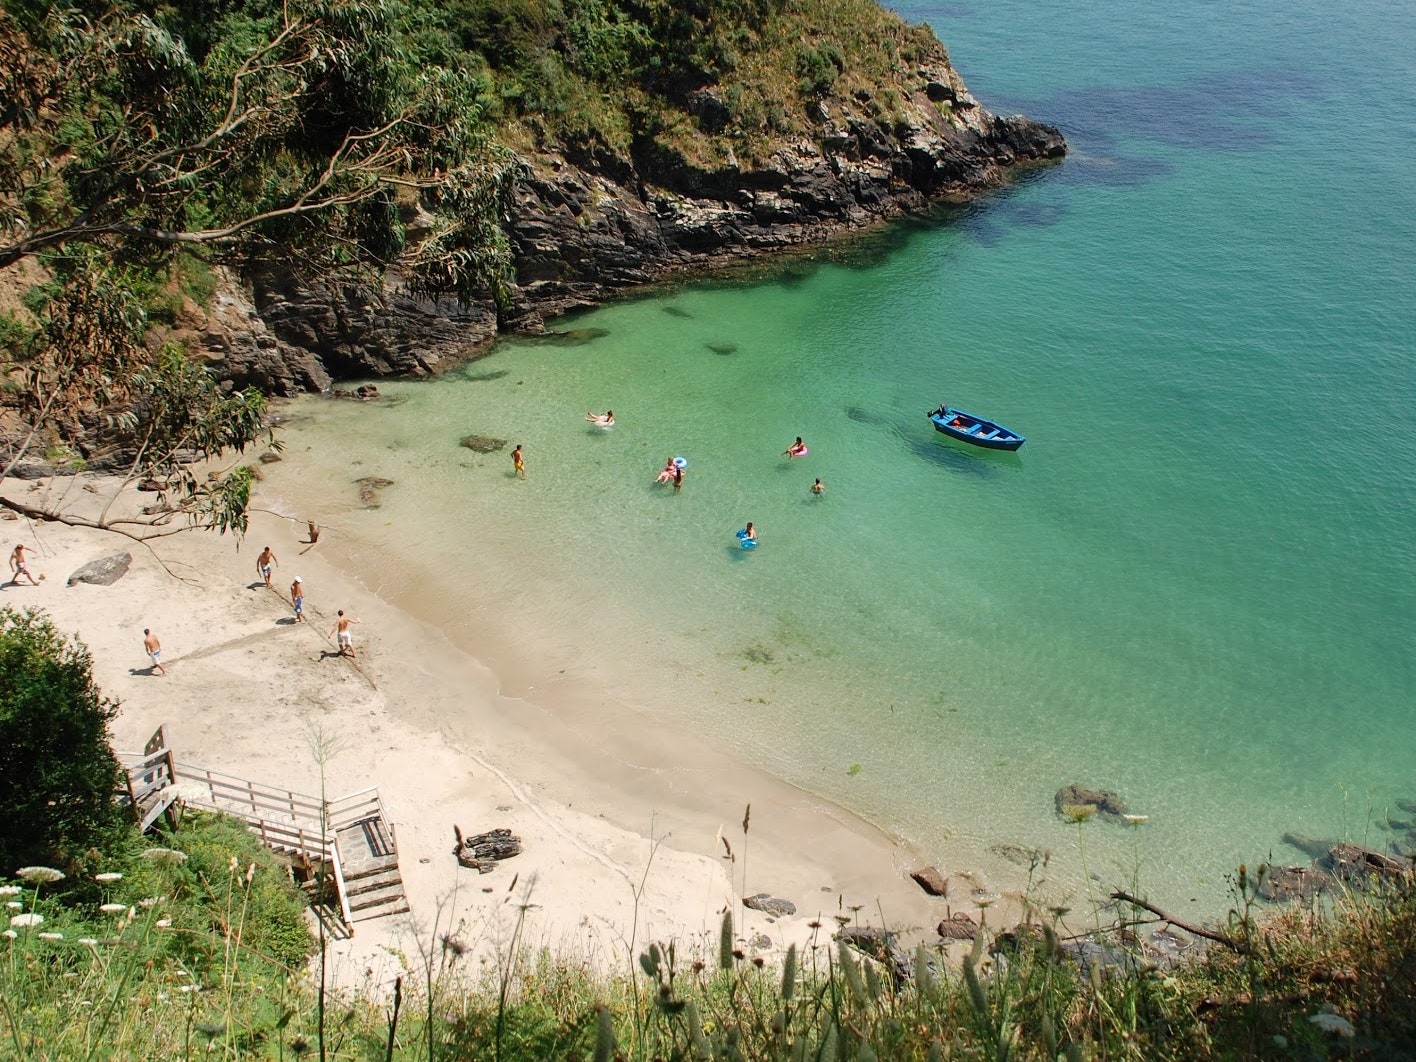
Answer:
[269,0,1416,910]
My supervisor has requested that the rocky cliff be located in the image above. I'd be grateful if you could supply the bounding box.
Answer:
[203,52,1063,394]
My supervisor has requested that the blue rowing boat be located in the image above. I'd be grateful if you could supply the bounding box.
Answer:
[927,404,1025,451]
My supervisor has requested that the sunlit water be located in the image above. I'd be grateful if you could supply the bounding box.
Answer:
[266,0,1416,912]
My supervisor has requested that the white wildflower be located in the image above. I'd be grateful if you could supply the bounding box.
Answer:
[37,932,63,941]
[156,918,172,929]
[179,984,198,993]
[78,937,98,946]
[140,848,187,866]
[0,885,21,897]
[99,903,128,915]
[2,930,16,940]
[9,913,44,927]
[94,872,123,883]
[15,866,65,884]
[1122,814,1150,825]
[5,902,21,910]
[137,897,163,908]
[1308,1012,1355,1037]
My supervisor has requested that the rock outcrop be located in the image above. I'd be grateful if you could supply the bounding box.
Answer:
[196,46,1063,391]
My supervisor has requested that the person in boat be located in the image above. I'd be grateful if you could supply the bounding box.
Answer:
[586,410,615,427]
[784,437,808,458]
[950,416,967,427]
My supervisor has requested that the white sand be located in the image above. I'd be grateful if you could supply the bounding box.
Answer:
[3,472,1006,990]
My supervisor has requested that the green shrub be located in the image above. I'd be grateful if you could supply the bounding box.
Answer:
[0,608,129,881]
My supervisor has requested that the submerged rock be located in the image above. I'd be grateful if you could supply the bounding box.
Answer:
[706,341,738,355]
[460,435,507,453]
[1255,865,1332,903]
[1283,832,1342,860]
[1055,784,1130,822]
[356,476,394,508]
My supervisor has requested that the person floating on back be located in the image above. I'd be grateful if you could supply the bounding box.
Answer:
[586,410,615,428]
[784,437,808,458]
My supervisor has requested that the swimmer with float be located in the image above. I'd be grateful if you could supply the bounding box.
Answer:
[586,410,615,428]
[655,455,688,484]
[735,521,759,549]
[784,436,808,458]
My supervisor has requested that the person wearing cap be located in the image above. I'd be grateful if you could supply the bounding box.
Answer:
[291,576,305,622]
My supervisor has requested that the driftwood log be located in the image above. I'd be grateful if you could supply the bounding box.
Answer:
[454,825,522,873]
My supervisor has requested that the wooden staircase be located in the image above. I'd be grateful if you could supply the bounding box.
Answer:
[117,727,409,934]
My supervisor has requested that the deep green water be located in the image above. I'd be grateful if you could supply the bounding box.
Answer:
[273,0,1416,910]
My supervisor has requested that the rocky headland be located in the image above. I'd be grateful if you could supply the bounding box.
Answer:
[201,51,1063,395]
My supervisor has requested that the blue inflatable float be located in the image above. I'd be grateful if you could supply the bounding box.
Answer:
[735,529,758,550]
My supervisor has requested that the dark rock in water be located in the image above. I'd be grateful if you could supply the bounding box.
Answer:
[837,925,912,982]
[1255,865,1332,903]
[1057,938,1142,976]
[662,305,693,319]
[1320,843,1413,885]
[991,843,1040,867]
[910,866,948,896]
[1282,832,1341,860]
[1396,799,1416,815]
[67,553,132,587]
[936,913,978,940]
[1391,838,1416,859]
[527,327,610,346]
[742,893,796,918]
[706,341,738,355]
[1055,784,1130,822]
[463,370,510,383]
[356,476,394,508]
[460,435,507,453]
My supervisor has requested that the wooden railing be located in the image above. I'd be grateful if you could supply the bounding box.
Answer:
[117,726,178,832]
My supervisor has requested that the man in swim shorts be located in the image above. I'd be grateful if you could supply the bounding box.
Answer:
[512,444,525,479]
[811,478,825,495]
[256,545,278,587]
[332,610,359,657]
[7,543,40,586]
[143,628,166,675]
[291,577,305,622]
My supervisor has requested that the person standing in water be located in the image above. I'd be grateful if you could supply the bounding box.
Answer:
[512,444,525,479]
[743,522,757,542]
[673,464,684,493]
[811,478,825,495]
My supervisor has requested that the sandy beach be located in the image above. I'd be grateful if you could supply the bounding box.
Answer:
[1,469,1004,991]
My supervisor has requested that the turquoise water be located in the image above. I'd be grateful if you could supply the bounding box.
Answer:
[272,0,1416,910]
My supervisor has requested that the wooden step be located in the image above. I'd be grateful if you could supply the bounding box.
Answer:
[345,868,404,898]
[348,882,409,914]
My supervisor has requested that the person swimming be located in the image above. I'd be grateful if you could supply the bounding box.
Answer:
[811,478,825,495]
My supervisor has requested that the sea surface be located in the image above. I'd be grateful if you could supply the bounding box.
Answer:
[268,0,1416,914]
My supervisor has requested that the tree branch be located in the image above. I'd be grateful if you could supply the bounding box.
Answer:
[1109,891,1249,954]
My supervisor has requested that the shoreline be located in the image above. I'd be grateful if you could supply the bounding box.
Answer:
[2,471,1014,989]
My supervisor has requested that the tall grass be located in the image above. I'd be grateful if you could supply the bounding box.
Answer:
[4,807,1414,1059]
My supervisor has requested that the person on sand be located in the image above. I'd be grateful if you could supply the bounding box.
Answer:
[7,543,40,586]
[784,437,808,458]
[143,628,166,676]
[256,545,278,587]
[811,478,825,495]
[656,456,676,484]
[332,610,360,657]
[512,444,525,479]
[673,463,684,494]
[291,577,305,623]
[586,410,615,428]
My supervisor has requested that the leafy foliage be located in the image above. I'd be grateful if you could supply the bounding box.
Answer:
[0,608,128,878]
